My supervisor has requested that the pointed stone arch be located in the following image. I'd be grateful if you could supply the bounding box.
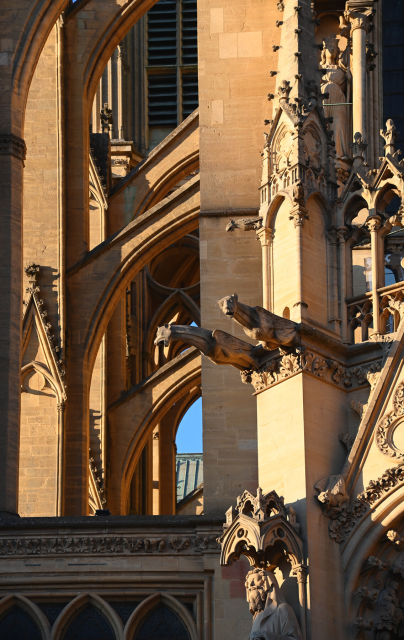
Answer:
[0,594,51,640]
[145,290,201,370]
[123,593,197,640]
[50,593,123,640]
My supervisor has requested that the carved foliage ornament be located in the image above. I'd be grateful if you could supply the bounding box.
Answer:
[0,535,220,557]
[241,347,381,394]
[317,464,404,543]
[375,381,404,460]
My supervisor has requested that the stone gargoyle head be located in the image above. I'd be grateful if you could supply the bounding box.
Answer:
[217,293,238,318]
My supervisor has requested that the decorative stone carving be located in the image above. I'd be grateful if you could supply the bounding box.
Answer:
[241,346,381,394]
[154,324,261,371]
[386,530,404,548]
[289,205,309,228]
[247,569,304,640]
[292,180,305,205]
[220,489,306,639]
[316,464,404,543]
[375,381,404,460]
[381,119,400,156]
[320,34,351,161]
[349,132,368,166]
[277,1,284,11]
[0,133,27,164]
[100,103,113,133]
[217,294,299,351]
[22,263,66,391]
[220,488,304,569]
[314,474,349,518]
[225,217,263,232]
[0,535,220,556]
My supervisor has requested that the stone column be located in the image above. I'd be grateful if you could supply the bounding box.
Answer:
[365,215,382,335]
[326,229,340,333]
[289,204,309,321]
[0,133,26,516]
[256,227,273,311]
[292,565,308,640]
[56,401,66,516]
[337,228,350,344]
[346,3,374,146]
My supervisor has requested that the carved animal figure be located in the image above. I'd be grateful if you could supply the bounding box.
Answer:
[225,218,263,232]
[314,474,349,518]
[217,294,299,351]
[154,324,260,371]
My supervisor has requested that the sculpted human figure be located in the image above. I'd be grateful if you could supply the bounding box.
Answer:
[320,34,351,161]
[217,294,299,351]
[246,569,303,640]
[154,324,260,371]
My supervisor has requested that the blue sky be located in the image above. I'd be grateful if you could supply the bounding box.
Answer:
[175,397,202,453]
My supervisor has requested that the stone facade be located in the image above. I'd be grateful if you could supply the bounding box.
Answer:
[1,0,404,639]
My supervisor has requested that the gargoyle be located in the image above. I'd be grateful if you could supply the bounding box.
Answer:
[314,474,349,518]
[217,294,299,351]
[154,324,260,371]
[225,218,263,232]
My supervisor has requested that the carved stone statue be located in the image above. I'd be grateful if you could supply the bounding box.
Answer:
[292,181,305,205]
[154,324,260,370]
[246,569,303,640]
[217,294,299,351]
[226,218,263,232]
[373,580,403,634]
[320,34,351,161]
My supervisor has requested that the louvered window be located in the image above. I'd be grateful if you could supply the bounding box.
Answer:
[182,72,198,119]
[181,0,197,65]
[146,0,198,148]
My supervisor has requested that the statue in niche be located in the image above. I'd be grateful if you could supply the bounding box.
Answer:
[217,294,299,351]
[320,34,351,162]
[246,569,303,640]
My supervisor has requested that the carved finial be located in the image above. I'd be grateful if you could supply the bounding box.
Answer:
[278,80,291,101]
[277,1,285,11]
[349,132,367,169]
[100,103,113,133]
[381,119,400,156]
[25,263,40,284]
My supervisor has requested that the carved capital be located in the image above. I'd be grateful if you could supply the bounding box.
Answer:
[292,565,308,584]
[57,401,66,414]
[365,215,382,233]
[337,227,350,243]
[289,205,309,228]
[256,227,273,246]
[0,134,27,163]
[347,12,372,32]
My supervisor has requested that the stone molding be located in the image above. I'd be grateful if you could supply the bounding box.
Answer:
[241,346,382,394]
[0,133,27,163]
[0,534,220,557]
[320,464,404,544]
[375,381,404,460]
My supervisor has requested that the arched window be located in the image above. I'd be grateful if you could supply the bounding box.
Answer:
[0,606,42,640]
[135,604,191,640]
[63,606,115,640]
